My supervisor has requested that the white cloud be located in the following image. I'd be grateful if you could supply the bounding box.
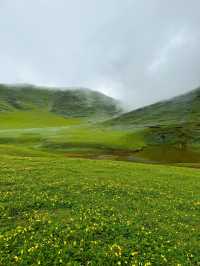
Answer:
[148,29,191,73]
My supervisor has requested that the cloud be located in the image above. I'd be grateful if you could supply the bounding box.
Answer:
[0,0,200,110]
[148,30,186,73]
[148,29,196,74]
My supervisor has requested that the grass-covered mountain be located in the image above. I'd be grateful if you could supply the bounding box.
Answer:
[0,84,121,118]
[107,86,200,127]
[1,83,200,164]
[51,88,121,118]
[103,86,200,163]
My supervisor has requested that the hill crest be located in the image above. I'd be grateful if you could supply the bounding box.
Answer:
[0,84,122,119]
[107,86,200,127]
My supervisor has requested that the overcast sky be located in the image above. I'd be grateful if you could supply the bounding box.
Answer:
[0,0,200,110]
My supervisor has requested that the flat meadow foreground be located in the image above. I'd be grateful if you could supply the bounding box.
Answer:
[0,155,200,265]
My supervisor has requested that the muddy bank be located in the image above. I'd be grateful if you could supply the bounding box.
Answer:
[64,145,200,165]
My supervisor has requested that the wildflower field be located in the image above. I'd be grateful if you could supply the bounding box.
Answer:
[1,154,200,265]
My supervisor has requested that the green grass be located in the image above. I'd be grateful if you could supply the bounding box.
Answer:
[1,122,200,164]
[0,110,81,129]
[0,155,200,265]
[41,126,145,151]
[0,121,146,156]
[0,144,58,158]
[1,86,200,265]
[1,121,200,164]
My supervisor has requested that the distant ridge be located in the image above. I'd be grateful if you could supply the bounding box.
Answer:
[107,86,200,127]
[0,84,122,119]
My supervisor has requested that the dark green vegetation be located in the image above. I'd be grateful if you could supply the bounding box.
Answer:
[1,156,200,265]
[105,87,200,164]
[0,84,121,120]
[51,89,121,118]
[1,84,200,265]
[108,86,200,127]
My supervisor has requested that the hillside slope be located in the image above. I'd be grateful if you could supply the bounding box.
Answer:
[51,88,121,118]
[0,84,53,111]
[107,86,200,127]
[0,84,121,119]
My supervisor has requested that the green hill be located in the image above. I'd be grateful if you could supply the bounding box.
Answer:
[107,86,200,127]
[104,87,200,163]
[1,84,200,164]
[0,84,121,120]
[51,88,121,118]
[0,84,53,111]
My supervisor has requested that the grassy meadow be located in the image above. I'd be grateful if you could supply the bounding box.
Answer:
[0,110,81,129]
[1,155,200,266]
[1,87,200,265]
